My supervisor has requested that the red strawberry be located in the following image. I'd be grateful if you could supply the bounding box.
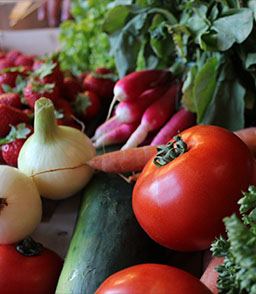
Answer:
[0,59,14,71]
[82,70,116,100]
[0,104,30,137]
[1,123,33,167]
[95,67,115,75]
[5,50,22,63]
[74,91,101,121]
[24,78,59,109]
[0,148,5,164]
[0,71,19,94]
[55,98,80,129]
[0,52,5,60]
[14,55,34,67]
[0,92,21,109]
[32,58,64,89]
[78,71,89,88]
[62,76,81,101]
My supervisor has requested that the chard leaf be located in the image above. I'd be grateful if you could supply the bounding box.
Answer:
[212,8,253,50]
[192,56,219,123]
[200,57,245,131]
[182,65,198,112]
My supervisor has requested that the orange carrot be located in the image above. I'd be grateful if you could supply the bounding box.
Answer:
[234,127,256,156]
[87,145,157,173]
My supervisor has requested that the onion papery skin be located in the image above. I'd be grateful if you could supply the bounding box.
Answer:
[18,126,96,199]
[0,165,42,244]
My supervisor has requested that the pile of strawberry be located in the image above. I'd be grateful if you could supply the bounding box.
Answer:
[0,49,116,167]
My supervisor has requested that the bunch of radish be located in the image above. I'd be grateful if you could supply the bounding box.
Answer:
[92,69,197,149]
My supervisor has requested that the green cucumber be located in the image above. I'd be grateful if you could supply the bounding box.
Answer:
[55,172,163,294]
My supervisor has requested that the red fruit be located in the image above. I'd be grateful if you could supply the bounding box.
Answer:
[62,76,81,101]
[1,123,33,167]
[75,91,101,121]
[95,67,114,75]
[0,93,21,109]
[55,98,80,129]
[0,71,19,94]
[0,105,29,137]
[78,72,89,87]
[0,148,6,164]
[14,55,34,67]
[2,139,26,167]
[83,72,115,100]
[32,58,64,89]
[0,59,14,71]
[6,50,22,63]
[24,78,59,109]
[0,52,5,59]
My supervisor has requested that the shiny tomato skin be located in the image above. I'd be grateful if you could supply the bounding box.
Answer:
[95,263,212,294]
[133,125,255,251]
[0,244,63,294]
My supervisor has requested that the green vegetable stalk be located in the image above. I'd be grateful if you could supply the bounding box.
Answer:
[211,185,256,293]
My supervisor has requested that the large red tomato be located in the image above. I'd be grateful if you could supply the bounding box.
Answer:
[133,125,255,251]
[0,238,63,294]
[95,263,212,294]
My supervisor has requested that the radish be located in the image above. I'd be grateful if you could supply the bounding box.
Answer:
[94,121,139,148]
[200,256,224,294]
[114,69,173,102]
[121,84,178,150]
[150,107,196,146]
[107,69,173,120]
[98,84,170,141]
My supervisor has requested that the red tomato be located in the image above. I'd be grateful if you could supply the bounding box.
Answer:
[133,125,255,251]
[95,264,212,294]
[0,240,63,294]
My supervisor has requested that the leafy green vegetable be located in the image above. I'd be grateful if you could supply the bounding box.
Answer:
[102,0,256,130]
[58,0,116,75]
[211,185,256,293]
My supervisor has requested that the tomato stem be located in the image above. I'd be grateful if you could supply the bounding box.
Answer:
[16,237,43,257]
[153,133,187,167]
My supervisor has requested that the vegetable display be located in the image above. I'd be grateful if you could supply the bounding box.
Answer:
[132,125,255,251]
[95,263,212,294]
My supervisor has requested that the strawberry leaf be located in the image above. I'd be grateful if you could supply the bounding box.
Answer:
[32,59,57,80]
[31,79,55,94]
[0,66,24,74]
[0,123,32,145]
[1,84,14,93]
[74,93,91,114]
[54,109,64,119]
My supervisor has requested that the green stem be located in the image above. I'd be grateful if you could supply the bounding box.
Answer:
[34,97,58,143]
[16,237,43,257]
[153,133,188,167]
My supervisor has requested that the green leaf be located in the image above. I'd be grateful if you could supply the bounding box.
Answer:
[200,59,245,131]
[103,5,131,34]
[0,123,32,145]
[74,93,91,114]
[182,65,198,112]
[212,8,253,51]
[193,56,218,123]
[1,84,14,93]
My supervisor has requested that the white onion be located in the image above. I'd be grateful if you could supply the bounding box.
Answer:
[18,98,96,199]
[0,165,42,244]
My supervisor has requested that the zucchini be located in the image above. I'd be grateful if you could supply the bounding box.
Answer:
[55,172,163,294]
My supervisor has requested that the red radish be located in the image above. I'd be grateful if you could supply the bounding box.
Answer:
[107,69,173,121]
[94,121,139,148]
[200,256,224,294]
[113,69,173,102]
[150,107,196,146]
[121,84,178,150]
[91,118,123,142]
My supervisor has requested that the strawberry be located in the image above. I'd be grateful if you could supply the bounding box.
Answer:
[62,76,81,101]
[6,50,22,63]
[0,92,21,109]
[1,123,33,167]
[14,55,34,67]
[0,59,14,71]
[78,71,89,88]
[74,91,101,121]
[0,52,5,60]
[0,148,5,164]
[24,78,59,109]
[32,58,64,89]
[0,104,30,137]
[0,70,19,94]
[82,70,116,100]
[55,98,80,129]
